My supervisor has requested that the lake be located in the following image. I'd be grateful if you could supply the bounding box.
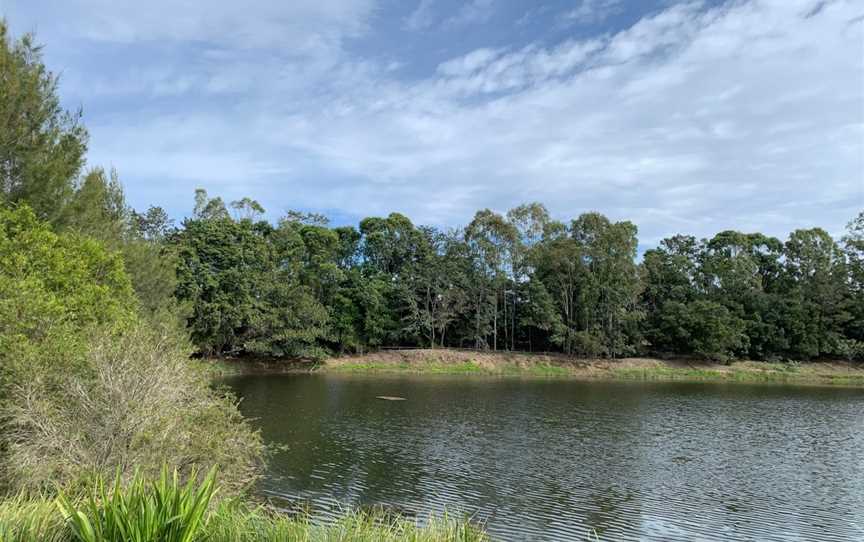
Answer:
[225,373,864,541]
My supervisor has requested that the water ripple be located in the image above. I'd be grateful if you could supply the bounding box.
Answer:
[228,374,864,542]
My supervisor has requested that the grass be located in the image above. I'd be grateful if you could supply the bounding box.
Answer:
[203,504,488,542]
[204,351,864,387]
[0,496,67,542]
[326,360,572,378]
[324,357,864,386]
[55,468,216,542]
[0,470,487,542]
[607,364,864,386]
[328,361,485,374]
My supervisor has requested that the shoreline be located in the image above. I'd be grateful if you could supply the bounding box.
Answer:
[204,349,864,387]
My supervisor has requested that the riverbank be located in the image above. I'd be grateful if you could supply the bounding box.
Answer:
[205,349,864,387]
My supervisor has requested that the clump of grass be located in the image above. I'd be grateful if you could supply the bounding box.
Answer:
[0,495,68,542]
[56,467,217,542]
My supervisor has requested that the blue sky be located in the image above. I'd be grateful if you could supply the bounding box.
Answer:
[2,0,862,245]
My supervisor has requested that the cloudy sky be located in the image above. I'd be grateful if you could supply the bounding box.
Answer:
[2,0,862,245]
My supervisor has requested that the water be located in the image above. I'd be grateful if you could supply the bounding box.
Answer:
[225,374,864,541]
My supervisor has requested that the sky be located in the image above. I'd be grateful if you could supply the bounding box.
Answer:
[1,0,862,246]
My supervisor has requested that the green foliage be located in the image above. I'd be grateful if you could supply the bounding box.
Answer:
[0,206,263,497]
[0,205,136,391]
[202,505,488,542]
[173,189,861,364]
[658,301,746,362]
[56,468,217,542]
[174,214,328,358]
[0,21,88,223]
[0,473,488,542]
[0,496,67,542]
[532,212,641,357]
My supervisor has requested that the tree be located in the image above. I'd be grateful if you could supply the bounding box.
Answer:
[193,188,229,220]
[0,21,88,223]
[532,212,640,357]
[464,209,518,350]
[174,197,329,358]
[0,205,136,379]
[655,300,746,361]
[842,212,864,353]
[640,236,701,353]
[230,197,265,221]
[132,205,173,241]
[0,205,262,494]
[782,228,851,358]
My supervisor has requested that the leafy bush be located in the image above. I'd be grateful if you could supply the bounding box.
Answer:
[0,206,263,497]
[837,338,864,362]
[0,205,136,390]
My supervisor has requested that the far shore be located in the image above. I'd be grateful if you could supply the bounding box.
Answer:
[203,348,864,387]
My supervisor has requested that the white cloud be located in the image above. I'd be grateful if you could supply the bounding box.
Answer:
[445,0,495,27]
[561,0,626,26]
[404,0,437,31]
[6,0,862,243]
[263,0,861,240]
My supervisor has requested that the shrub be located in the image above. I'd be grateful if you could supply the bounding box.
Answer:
[0,205,263,497]
[1,323,263,496]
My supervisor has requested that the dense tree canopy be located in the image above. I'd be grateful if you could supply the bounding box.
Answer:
[171,192,863,363]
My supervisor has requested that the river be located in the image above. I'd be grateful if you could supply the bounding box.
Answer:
[225,373,864,541]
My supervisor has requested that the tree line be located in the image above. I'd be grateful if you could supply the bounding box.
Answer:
[162,192,863,363]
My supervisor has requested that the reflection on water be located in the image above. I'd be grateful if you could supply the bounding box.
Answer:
[226,374,864,541]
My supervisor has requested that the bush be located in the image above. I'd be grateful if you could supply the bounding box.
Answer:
[837,338,864,362]
[0,205,136,392]
[1,322,263,496]
[0,205,263,497]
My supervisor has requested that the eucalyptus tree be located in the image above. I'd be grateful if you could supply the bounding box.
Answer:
[570,213,641,357]
[782,228,851,358]
[842,212,864,352]
[464,209,519,350]
[505,202,551,350]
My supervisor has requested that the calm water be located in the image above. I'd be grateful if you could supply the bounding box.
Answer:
[225,374,864,541]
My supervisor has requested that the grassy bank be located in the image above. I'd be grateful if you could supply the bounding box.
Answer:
[320,350,864,387]
[0,503,486,542]
[202,349,864,386]
[0,470,486,542]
